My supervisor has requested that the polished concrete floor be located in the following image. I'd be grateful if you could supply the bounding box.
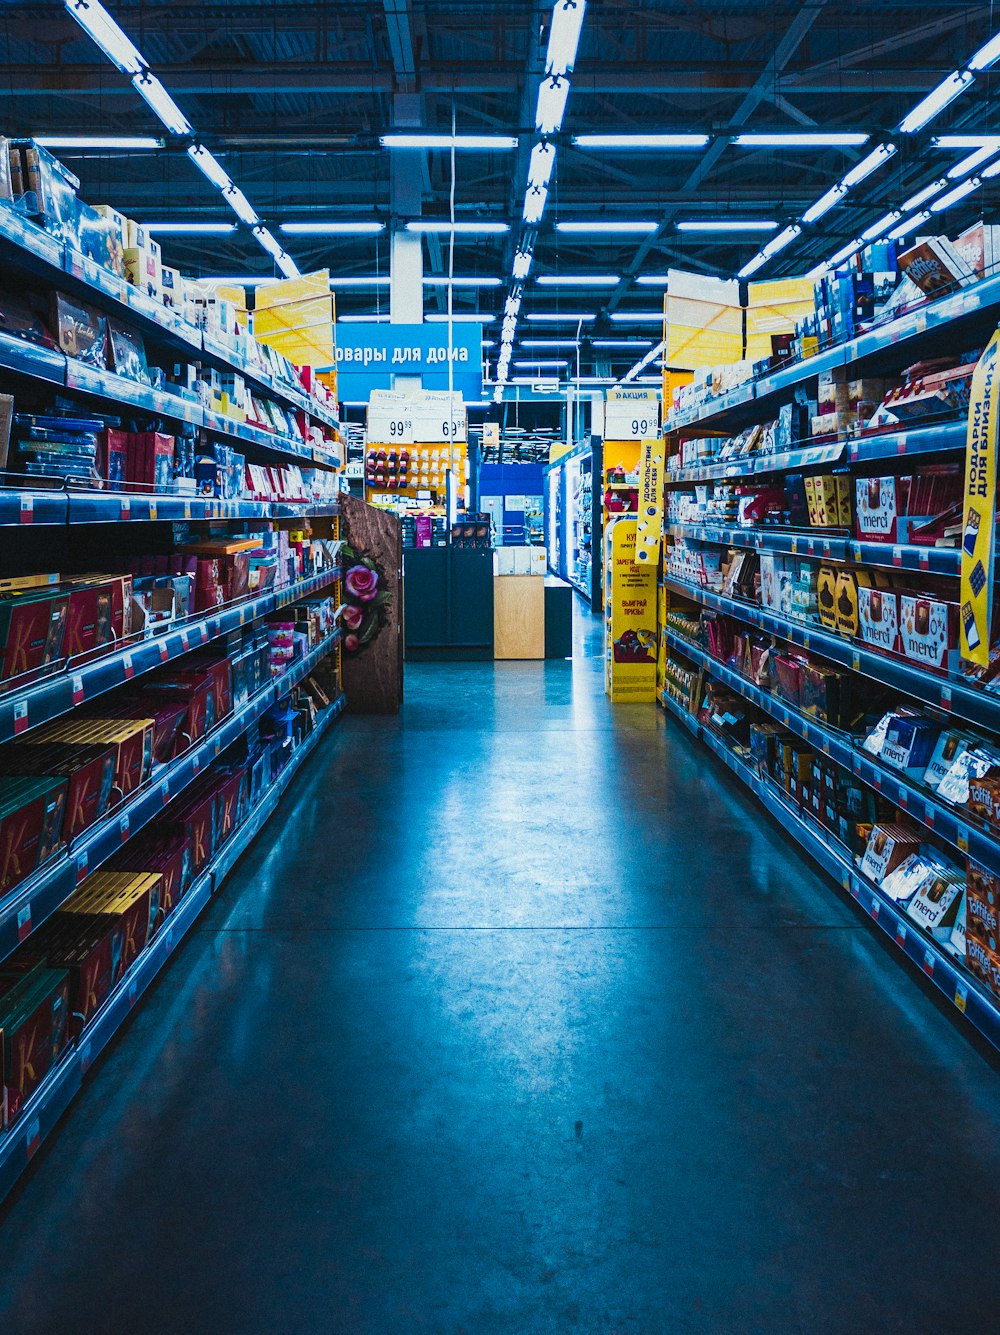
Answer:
[2,607,1000,1334]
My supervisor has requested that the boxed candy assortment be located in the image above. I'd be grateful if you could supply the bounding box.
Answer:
[854,466,962,544]
[0,962,71,1129]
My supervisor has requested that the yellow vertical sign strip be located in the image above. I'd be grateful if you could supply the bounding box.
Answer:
[960,328,1000,666]
[604,516,658,701]
[634,437,665,568]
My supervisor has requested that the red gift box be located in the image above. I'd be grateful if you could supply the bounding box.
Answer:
[0,776,67,897]
[0,742,115,843]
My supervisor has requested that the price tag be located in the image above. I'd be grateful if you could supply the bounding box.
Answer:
[870,897,880,921]
[181,630,190,651]
[802,633,810,650]
[128,978,138,1008]
[851,651,861,672]
[892,546,903,567]
[160,779,170,805]
[122,652,134,680]
[604,396,661,442]
[120,813,130,843]
[19,494,33,524]
[192,754,201,774]
[159,640,170,662]
[897,787,908,810]
[897,435,908,456]
[12,700,28,735]
[954,984,968,1014]
[958,826,969,853]
[25,1116,41,1161]
[919,550,929,570]
[16,902,31,941]
[149,500,158,521]
[367,395,414,445]
[790,537,798,554]
[895,922,907,947]
[72,674,84,706]
[940,685,952,713]
[76,849,88,882]
[184,501,192,519]
[925,804,935,829]
[922,949,935,978]
[120,495,131,521]
[850,879,861,900]
[79,1039,92,1073]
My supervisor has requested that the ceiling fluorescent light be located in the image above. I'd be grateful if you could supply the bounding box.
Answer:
[131,73,191,136]
[195,275,280,285]
[536,274,618,285]
[502,318,517,339]
[899,70,974,133]
[523,183,549,225]
[406,221,509,234]
[329,276,390,287]
[144,221,236,234]
[275,252,300,280]
[224,187,259,227]
[886,210,932,241]
[423,276,503,287]
[482,340,497,348]
[608,311,665,322]
[947,145,1000,178]
[425,313,495,323]
[734,133,870,148]
[546,0,587,76]
[64,0,146,75]
[504,296,522,317]
[861,210,902,241]
[528,141,556,189]
[935,135,1000,148]
[253,225,286,261]
[827,238,863,266]
[737,252,769,279]
[572,134,709,149]
[840,142,897,188]
[807,261,831,279]
[338,314,391,323]
[930,176,983,211]
[37,135,161,150]
[968,32,1000,71]
[512,250,533,280]
[592,338,653,348]
[635,275,670,285]
[520,338,580,347]
[983,158,1000,179]
[676,219,778,232]
[381,134,517,150]
[901,179,948,212]
[513,360,568,368]
[555,221,657,233]
[761,223,801,258]
[524,311,596,321]
[281,221,385,234]
[187,144,231,191]
[801,184,847,224]
[536,76,570,134]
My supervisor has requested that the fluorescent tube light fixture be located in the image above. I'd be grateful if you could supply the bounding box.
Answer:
[761,223,801,259]
[381,134,517,150]
[504,295,522,317]
[801,185,847,224]
[827,238,863,266]
[423,276,503,287]
[406,221,509,234]
[425,313,495,322]
[886,210,932,241]
[840,142,896,188]
[281,221,385,234]
[592,338,653,348]
[861,210,902,242]
[338,314,391,323]
[524,311,596,321]
[734,132,869,147]
[512,250,533,280]
[132,73,191,136]
[676,219,778,232]
[520,338,580,347]
[929,176,982,211]
[545,0,587,76]
[513,360,568,368]
[64,0,146,75]
[536,274,618,285]
[527,141,556,190]
[608,311,666,322]
[635,275,670,285]
[144,222,236,234]
[948,145,1000,177]
[37,135,161,150]
[968,32,1000,71]
[224,187,259,227]
[555,221,657,234]
[536,76,571,135]
[523,183,549,225]
[901,179,948,212]
[737,253,769,279]
[329,276,390,287]
[899,71,974,133]
[187,144,231,191]
[572,133,709,149]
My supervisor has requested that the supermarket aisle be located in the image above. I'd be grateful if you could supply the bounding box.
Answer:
[3,609,1000,1333]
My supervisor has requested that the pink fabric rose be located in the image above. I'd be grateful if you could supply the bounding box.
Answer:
[344,633,360,653]
[345,564,379,602]
[341,604,363,630]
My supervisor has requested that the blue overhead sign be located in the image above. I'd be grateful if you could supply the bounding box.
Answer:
[333,322,483,400]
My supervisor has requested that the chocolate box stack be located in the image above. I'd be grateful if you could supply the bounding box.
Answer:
[0,740,115,841]
[0,775,67,897]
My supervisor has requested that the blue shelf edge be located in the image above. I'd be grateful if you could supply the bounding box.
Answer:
[0,689,347,1203]
[658,689,1000,1059]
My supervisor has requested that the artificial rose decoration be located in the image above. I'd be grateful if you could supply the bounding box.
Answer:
[345,564,379,602]
[341,604,363,630]
[344,632,360,653]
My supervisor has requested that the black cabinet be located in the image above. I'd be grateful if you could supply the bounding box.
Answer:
[403,548,495,660]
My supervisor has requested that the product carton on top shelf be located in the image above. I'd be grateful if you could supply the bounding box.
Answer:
[898,236,976,296]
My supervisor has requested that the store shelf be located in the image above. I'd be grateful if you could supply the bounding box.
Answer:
[0,689,347,1204]
[0,203,337,430]
[662,574,1000,733]
[276,627,343,694]
[659,690,1000,1056]
[665,271,1000,435]
[0,565,342,745]
[0,489,69,526]
[665,522,962,577]
[0,488,341,527]
[665,441,845,484]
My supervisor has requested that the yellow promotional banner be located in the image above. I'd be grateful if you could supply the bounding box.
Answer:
[634,437,665,568]
[960,327,1000,665]
[604,516,657,701]
[254,270,333,366]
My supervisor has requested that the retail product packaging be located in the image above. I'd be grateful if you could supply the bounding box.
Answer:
[923,728,970,791]
[804,474,851,528]
[965,858,1000,953]
[15,915,116,1038]
[28,718,154,800]
[123,242,162,300]
[17,140,80,246]
[165,782,217,875]
[112,832,192,929]
[898,593,959,675]
[860,822,923,884]
[74,202,113,269]
[880,851,941,904]
[878,712,939,775]
[856,585,899,655]
[60,870,161,985]
[52,291,107,367]
[954,222,1000,280]
[61,574,132,659]
[816,565,838,630]
[0,964,70,1127]
[967,936,1000,993]
[799,663,844,723]
[93,205,127,277]
[161,266,184,309]
[0,587,69,683]
[0,742,115,842]
[126,433,174,491]
[0,775,67,897]
[906,863,966,939]
[898,237,976,296]
[834,568,886,638]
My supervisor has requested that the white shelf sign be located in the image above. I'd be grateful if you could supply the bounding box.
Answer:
[605,388,661,441]
[410,391,467,443]
[366,390,413,445]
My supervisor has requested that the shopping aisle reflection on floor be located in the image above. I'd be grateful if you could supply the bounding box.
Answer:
[2,598,1000,1334]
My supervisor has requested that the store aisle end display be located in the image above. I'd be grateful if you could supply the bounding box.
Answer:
[0,141,349,1200]
[656,223,1000,1056]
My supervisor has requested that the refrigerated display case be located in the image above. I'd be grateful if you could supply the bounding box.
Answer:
[544,438,602,611]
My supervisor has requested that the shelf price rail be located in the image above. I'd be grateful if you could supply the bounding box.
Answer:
[0,625,343,967]
[0,565,343,746]
[0,489,340,527]
[0,687,347,1205]
[656,686,1000,1058]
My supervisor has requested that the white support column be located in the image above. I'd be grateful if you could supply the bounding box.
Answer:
[389,93,424,391]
